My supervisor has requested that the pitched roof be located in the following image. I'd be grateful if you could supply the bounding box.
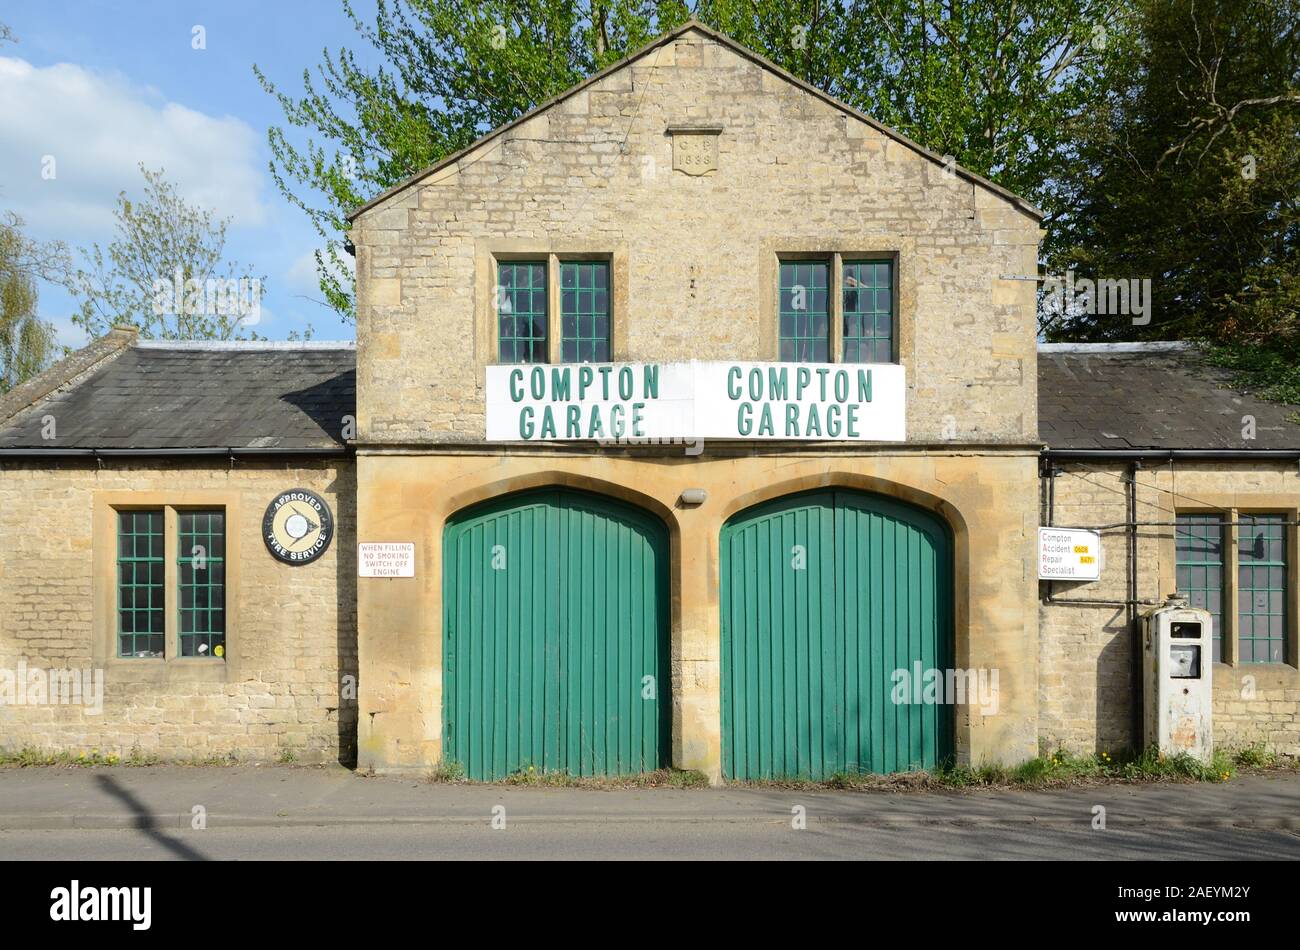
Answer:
[1037,343,1300,451]
[0,343,355,454]
[347,19,1043,223]
[3,338,1297,455]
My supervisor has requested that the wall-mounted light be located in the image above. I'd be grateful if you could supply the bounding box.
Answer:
[679,489,707,506]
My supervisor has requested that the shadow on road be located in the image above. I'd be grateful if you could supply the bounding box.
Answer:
[94,774,208,861]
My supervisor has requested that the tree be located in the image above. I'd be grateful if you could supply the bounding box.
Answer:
[1046,0,1300,345]
[0,215,59,394]
[70,165,269,340]
[259,0,1114,319]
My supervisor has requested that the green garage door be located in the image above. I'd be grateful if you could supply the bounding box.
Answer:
[721,490,953,780]
[444,489,669,780]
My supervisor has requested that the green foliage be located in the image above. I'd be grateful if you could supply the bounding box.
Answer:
[1047,0,1300,346]
[429,759,467,782]
[261,0,1113,318]
[1232,742,1277,769]
[69,165,269,341]
[823,747,1240,788]
[1202,340,1300,420]
[0,745,160,768]
[0,213,60,393]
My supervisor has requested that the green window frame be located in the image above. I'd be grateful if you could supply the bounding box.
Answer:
[1175,513,1225,662]
[1238,513,1287,663]
[778,261,830,362]
[117,510,165,658]
[178,510,226,659]
[842,260,894,362]
[560,261,610,362]
[497,261,548,363]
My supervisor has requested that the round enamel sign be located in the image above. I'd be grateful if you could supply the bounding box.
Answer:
[263,488,334,565]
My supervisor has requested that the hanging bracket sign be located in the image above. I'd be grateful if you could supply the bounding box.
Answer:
[1038,527,1102,581]
[485,361,906,442]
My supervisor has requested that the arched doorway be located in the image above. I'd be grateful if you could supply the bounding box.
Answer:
[721,489,954,780]
[443,488,670,779]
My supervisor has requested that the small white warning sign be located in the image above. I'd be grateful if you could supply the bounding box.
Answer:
[358,542,415,578]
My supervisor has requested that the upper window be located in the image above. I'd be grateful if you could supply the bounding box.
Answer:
[497,261,548,364]
[843,260,894,363]
[778,261,830,362]
[778,256,896,363]
[560,262,610,363]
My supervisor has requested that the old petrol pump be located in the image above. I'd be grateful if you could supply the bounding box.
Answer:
[1142,593,1214,761]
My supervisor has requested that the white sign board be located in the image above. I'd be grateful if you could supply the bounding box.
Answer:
[1038,527,1101,581]
[485,361,906,443]
[358,542,415,578]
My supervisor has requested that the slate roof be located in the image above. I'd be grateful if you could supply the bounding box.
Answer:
[0,343,355,452]
[1,339,1296,454]
[1037,343,1300,451]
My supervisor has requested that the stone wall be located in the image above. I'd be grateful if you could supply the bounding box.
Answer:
[351,28,1042,446]
[0,458,357,764]
[356,448,1041,778]
[1039,460,1300,756]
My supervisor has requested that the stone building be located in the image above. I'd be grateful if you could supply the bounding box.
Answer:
[0,22,1296,778]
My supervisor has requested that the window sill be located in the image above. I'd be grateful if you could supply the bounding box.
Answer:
[1213,661,1298,690]
[105,657,230,684]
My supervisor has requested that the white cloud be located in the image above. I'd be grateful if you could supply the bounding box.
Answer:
[0,56,267,240]
[286,247,356,296]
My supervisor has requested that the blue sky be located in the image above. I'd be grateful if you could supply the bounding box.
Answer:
[1,1,386,345]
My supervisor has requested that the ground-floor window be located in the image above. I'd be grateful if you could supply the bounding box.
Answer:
[178,510,226,659]
[1238,513,1287,663]
[1176,510,1288,664]
[117,509,165,658]
[115,505,227,660]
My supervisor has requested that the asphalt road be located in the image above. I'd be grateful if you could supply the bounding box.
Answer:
[2,766,1298,860]
[4,821,1299,860]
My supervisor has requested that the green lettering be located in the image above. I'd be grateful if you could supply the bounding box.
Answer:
[737,402,754,436]
[509,369,524,403]
[806,403,823,437]
[551,367,571,401]
[643,365,660,400]
[826,403,842,437]
[767,367,788,400]
[857,369,872,402]
[519,406,535,439]
[727,366,742,400]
